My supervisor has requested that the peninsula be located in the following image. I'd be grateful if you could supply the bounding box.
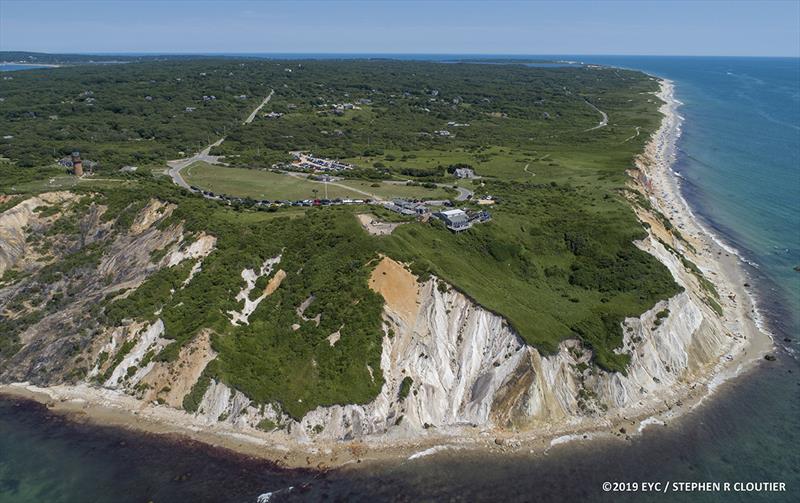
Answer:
[0,56,771,468]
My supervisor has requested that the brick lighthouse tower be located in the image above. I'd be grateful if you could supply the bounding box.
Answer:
[71,151,84,177]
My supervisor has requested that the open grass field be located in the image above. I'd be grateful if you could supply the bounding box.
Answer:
[183,162,363,199]
[183,161,453,201]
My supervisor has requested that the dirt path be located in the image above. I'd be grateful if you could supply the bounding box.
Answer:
[623,126,642,143]
[283,172,383,201]
[357,213,404,236]
[523,163,535,177]
[583,98,608,131]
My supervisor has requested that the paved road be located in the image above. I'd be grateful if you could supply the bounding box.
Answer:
[167,91,274,191]
[166,138,225,191]
[453,186,473,201]
[166,88,478,205]
[583,98,609,132]
[244,89,275,124]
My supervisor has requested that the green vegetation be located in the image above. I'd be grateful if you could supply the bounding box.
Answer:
[183,162,362,200]
[180,163,423,202]
[68,180,387,418]
[257,418,278,431]
[182,161,453,201]
[654,308,670,326]
[398,376,413,400]
[182,374,212,413]
[1,57,683,416]
[0,59,265,168]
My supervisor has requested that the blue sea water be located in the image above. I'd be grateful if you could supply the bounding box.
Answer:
[0,55,798,502]
[574,56,800,340]
[0,64,53,72]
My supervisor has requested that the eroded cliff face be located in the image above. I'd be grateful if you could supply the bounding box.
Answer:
[287,246,735,441]
[0,194,203,385]
[0,192,78,276]
[187,244,736,442]
[0,192,740,444]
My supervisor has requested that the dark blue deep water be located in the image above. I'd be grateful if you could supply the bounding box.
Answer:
[1,55,798,502]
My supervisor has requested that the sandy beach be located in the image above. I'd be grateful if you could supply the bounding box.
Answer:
[0,78,775,471]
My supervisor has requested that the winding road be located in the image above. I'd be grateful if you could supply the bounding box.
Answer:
[166,89,475,204]
[452,186,473,201]
[167,90,274,191]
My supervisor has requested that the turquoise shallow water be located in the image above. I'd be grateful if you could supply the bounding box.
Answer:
[0,56,798,502]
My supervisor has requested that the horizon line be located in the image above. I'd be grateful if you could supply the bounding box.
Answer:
[2,50,799,59]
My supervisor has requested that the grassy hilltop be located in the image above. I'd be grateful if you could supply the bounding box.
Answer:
[0,57,679,418]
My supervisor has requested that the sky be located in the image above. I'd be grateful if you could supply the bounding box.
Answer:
[1,0,799,57]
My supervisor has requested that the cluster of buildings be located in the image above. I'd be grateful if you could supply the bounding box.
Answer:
[321,98,372,111]
[383,198,491,232]
[333,102,357,111]
[383,198,444,216]
[290,152,354,172]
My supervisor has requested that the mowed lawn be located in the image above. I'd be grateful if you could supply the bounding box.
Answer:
[183,162,453,200]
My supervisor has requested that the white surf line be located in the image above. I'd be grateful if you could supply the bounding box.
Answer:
[256,486,294,502]
[637,417,666,433]
[582,98,608,132]
[407,445,463,460]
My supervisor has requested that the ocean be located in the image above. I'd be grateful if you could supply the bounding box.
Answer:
[0,64,54,72]
[0,56,798,502]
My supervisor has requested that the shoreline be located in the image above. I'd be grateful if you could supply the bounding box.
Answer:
[0,62,61,68]
[0,77,774,470]
[648,82,773,338]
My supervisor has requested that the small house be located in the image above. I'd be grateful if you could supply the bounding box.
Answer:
[453,167,475,179]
